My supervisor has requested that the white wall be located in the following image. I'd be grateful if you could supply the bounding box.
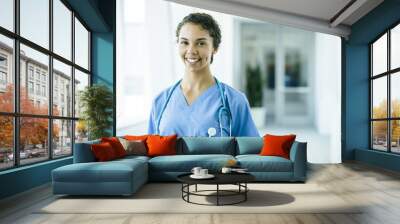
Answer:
[314,33,342,163]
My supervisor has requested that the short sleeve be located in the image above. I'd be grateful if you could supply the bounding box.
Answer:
[147,100,157,134]
[229,91,260,137]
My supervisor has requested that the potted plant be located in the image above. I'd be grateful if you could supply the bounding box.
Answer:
[245,63,265,127]
[79,84,113,140]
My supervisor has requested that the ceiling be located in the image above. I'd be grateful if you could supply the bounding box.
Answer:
[165,0,384,38]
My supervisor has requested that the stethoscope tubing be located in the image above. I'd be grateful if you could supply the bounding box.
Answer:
[155,77,232,136]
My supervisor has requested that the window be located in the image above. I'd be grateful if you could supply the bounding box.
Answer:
[20,0,49,49]
[42,85,46,97]
[371,23,400,154]
[0,0,91,170]
[0,55,7,67]
[0,71,6,85]
[36,83,40,95]
[35,70,41,81]
[0,0,13,32]
[28,81,34,93]
[29,67,34,80]
[75,18,89,69]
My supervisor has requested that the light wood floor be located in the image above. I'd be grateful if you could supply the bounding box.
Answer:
[1,162,400,224]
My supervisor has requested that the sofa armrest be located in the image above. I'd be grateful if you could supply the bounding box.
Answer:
[73,140,100,163]
[289,141,307,181]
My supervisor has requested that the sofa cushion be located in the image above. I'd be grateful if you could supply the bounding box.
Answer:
[52,158,147,183]
[73,140,100,163]
[236,155,293,172]
[235,137,263,155]
[148,154,235,172]
[178,137,235,155]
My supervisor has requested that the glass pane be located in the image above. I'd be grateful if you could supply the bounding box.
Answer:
[0,34,14,112]
[20,44,49,115]
[53,59,72,117]
[0,0,14,31]
[75,18,89,69]
[20,0,49,49]
[20,117,49,165]
[391,120,400,153]
[372,121,388,151]
[74,69,89,118]
[391,24,400,70]
[75,120,88,143]
[372,33,387,76]
[284,92,307,116]
[0,116,13,170]
[53,0,72,60]
[391,72,400,118]
[53,119,72,157]
[372,77,387,119]
[284,49,306,87]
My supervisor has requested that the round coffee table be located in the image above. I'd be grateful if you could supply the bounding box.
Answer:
[177,172,255,206]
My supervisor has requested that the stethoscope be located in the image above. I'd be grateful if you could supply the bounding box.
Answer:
[155,77,232,137]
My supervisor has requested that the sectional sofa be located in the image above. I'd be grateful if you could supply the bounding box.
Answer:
[52,137,307,196]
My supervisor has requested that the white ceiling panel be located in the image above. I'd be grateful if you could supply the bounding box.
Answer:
[165,0,384,38]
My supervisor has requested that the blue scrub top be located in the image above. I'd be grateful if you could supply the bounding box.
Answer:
[148,81,260,137]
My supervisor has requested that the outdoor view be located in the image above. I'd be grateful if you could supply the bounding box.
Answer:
[371,23,400,153]
[0,0,90,170]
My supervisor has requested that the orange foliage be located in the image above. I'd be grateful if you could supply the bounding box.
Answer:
[0,84,60,149]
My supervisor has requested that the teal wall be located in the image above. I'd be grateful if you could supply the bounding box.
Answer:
[91,32,115,135]
[0,158,72,199]
[0,0,116,200]
[343,0,400,171]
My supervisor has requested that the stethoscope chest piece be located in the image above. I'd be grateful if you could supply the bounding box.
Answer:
[208,127,217,137]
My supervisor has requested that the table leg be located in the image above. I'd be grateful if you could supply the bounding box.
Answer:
[245,183,247,201]
[217,184,219,206]
[195,184,197,192]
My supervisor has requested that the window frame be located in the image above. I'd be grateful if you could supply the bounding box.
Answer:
[370,20,400,154]
[0,0,92,171]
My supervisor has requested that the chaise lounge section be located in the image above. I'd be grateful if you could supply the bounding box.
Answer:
[52,137,307,196]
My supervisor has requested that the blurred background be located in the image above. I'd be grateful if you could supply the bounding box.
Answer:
[116,0,342,164]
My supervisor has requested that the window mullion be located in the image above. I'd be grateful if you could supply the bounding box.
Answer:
[388,30,391,152]
[49,0,54,160]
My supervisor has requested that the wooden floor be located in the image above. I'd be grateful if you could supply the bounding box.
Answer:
[1,162,400,224]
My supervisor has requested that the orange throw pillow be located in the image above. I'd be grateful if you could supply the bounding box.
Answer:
[124,135,149,141]
[146,134,177,157]
[91,142,117,161]
[101,137,127,158]
[260,134,296,159]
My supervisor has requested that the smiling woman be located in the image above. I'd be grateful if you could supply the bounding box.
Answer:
[147,13,259,137]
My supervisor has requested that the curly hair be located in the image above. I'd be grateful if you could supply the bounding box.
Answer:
[176,13,221,63]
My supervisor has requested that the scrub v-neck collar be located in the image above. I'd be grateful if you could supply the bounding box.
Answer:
[178,83,217,107]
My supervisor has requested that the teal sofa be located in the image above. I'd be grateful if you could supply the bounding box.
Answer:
[52,137,307,196]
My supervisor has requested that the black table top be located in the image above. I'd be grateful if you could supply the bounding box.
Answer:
[177,172,255,185]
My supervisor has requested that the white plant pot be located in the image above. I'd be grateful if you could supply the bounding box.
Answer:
[250,107,266,128]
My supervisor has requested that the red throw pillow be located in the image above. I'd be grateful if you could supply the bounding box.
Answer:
[260,134,296,159]
[146,134,177,157]
[101,137,127,158]
[91,142,117,161]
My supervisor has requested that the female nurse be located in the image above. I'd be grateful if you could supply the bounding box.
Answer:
[148,13,259,137]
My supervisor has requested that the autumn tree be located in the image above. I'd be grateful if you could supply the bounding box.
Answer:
[0,84,60,152]
[372,99,400,143]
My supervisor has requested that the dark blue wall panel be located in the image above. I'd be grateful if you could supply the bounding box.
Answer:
[0,158,72,199]
[344,0,400,171]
